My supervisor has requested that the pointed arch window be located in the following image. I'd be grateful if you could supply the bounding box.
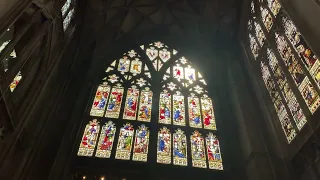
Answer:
[78,41,223,171]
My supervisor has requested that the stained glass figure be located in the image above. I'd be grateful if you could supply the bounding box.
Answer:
[205,133,223,170]
[173,91,185,126]
[90,85,110,117]
[118,57,130,74]
[190,131,207,168]
[249,34,259,59]
[188,94,202,128]
[78,119,100,157]
[130,58,142,75]
[267,49,307,129]
[105,86,124,118]
[185,65,196,83]
[95,121,116,158]
[159,90,171,124]
[201,95,217,130]
[9,71,22,92]
[159,48,171,62]
[138,88,153,122]
[260,6,273,31]
[132,124,150,162]
[282,16,320,89]
[173,64,184,81]
[157,127,171,164]
[115,123,134,160]
[146,46,158,61]
[173,129,187,166]
[266,0,281,17]
[123,86,139,120]
[254,21,266,46]
[275,33,320,113]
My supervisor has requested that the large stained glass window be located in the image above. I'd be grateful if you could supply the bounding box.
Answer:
[95,121,116,158]
[78,41,223,171]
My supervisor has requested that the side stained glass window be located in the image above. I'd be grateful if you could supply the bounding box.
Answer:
[133,124,150,162]
[260,6,273,32]
[275,33,320,113]
[157,127,171,164]
[206,133,223,170]
[188,94,202,128]
[173,129,187,166]
[159,90,172,124]
[266,0,281,17]
[115,123,134,160]
[190,131,207,168]
[95,121,116,158]
[90,84,110,117]
[123,86,139,120]
[138,88,153,122]
[78,119,100,157]
[105,86,124,118]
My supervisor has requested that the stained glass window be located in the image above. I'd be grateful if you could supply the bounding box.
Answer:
[188,94,202,128]
[123,86,139,120]
[173,91,186,126]
[173,129,187,166]
[201,95,217,130]
[83,41,222,170]
[132,124,150,162]
[190,131,207,168]
[157,127,171,164]
[9,71,22,92]
[254,21,266,46]
[159,90,171,124]
[115,123,134,160]
[95,121,116,158]
[90,84,110,117]
[266,0,281,17]
[275,33,320,113]
[138,88,153,122]
[260,6,273,32]
[249,34,259,59]
[105,86,124,118]
[78,119,100,157]
[206,133,223,170]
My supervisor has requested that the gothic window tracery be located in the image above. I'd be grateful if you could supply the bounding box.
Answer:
[247,1,320,143]
[78,41,223,170]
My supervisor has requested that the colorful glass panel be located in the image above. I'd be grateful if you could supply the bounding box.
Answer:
[118,57,130,74]
[90,85,110,117]
[78,120,100,157]
[95,121,116,158]
[201,95,217,130]
[266,0,281,17]
[159,48,171,62]
[123,87,139,120]
[159,90,171,124]
[206,133,223,170]
[275,33,320,113]
[190,131,207,168]
[130,58,142,75]
[105,87,124,118]
[173,129,187,166]
[173,91,186,126]
[267,49,307,129]
[185,65,196,83]
[254,22,266,46]
[9,71,22,92]
[157,127,171,164]
[138,88,153,122]
[260,6,273,32]
[282,16,320,90]
[188,94,202,128]
[146,46,158,61]
[115,123,134,160]
[249,34,259,59]
[132,124,150,162]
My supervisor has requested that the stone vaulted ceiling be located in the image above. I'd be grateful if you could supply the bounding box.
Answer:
[80,0,243,46]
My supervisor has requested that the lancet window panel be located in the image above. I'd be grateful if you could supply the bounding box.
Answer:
[95,121,116,158]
